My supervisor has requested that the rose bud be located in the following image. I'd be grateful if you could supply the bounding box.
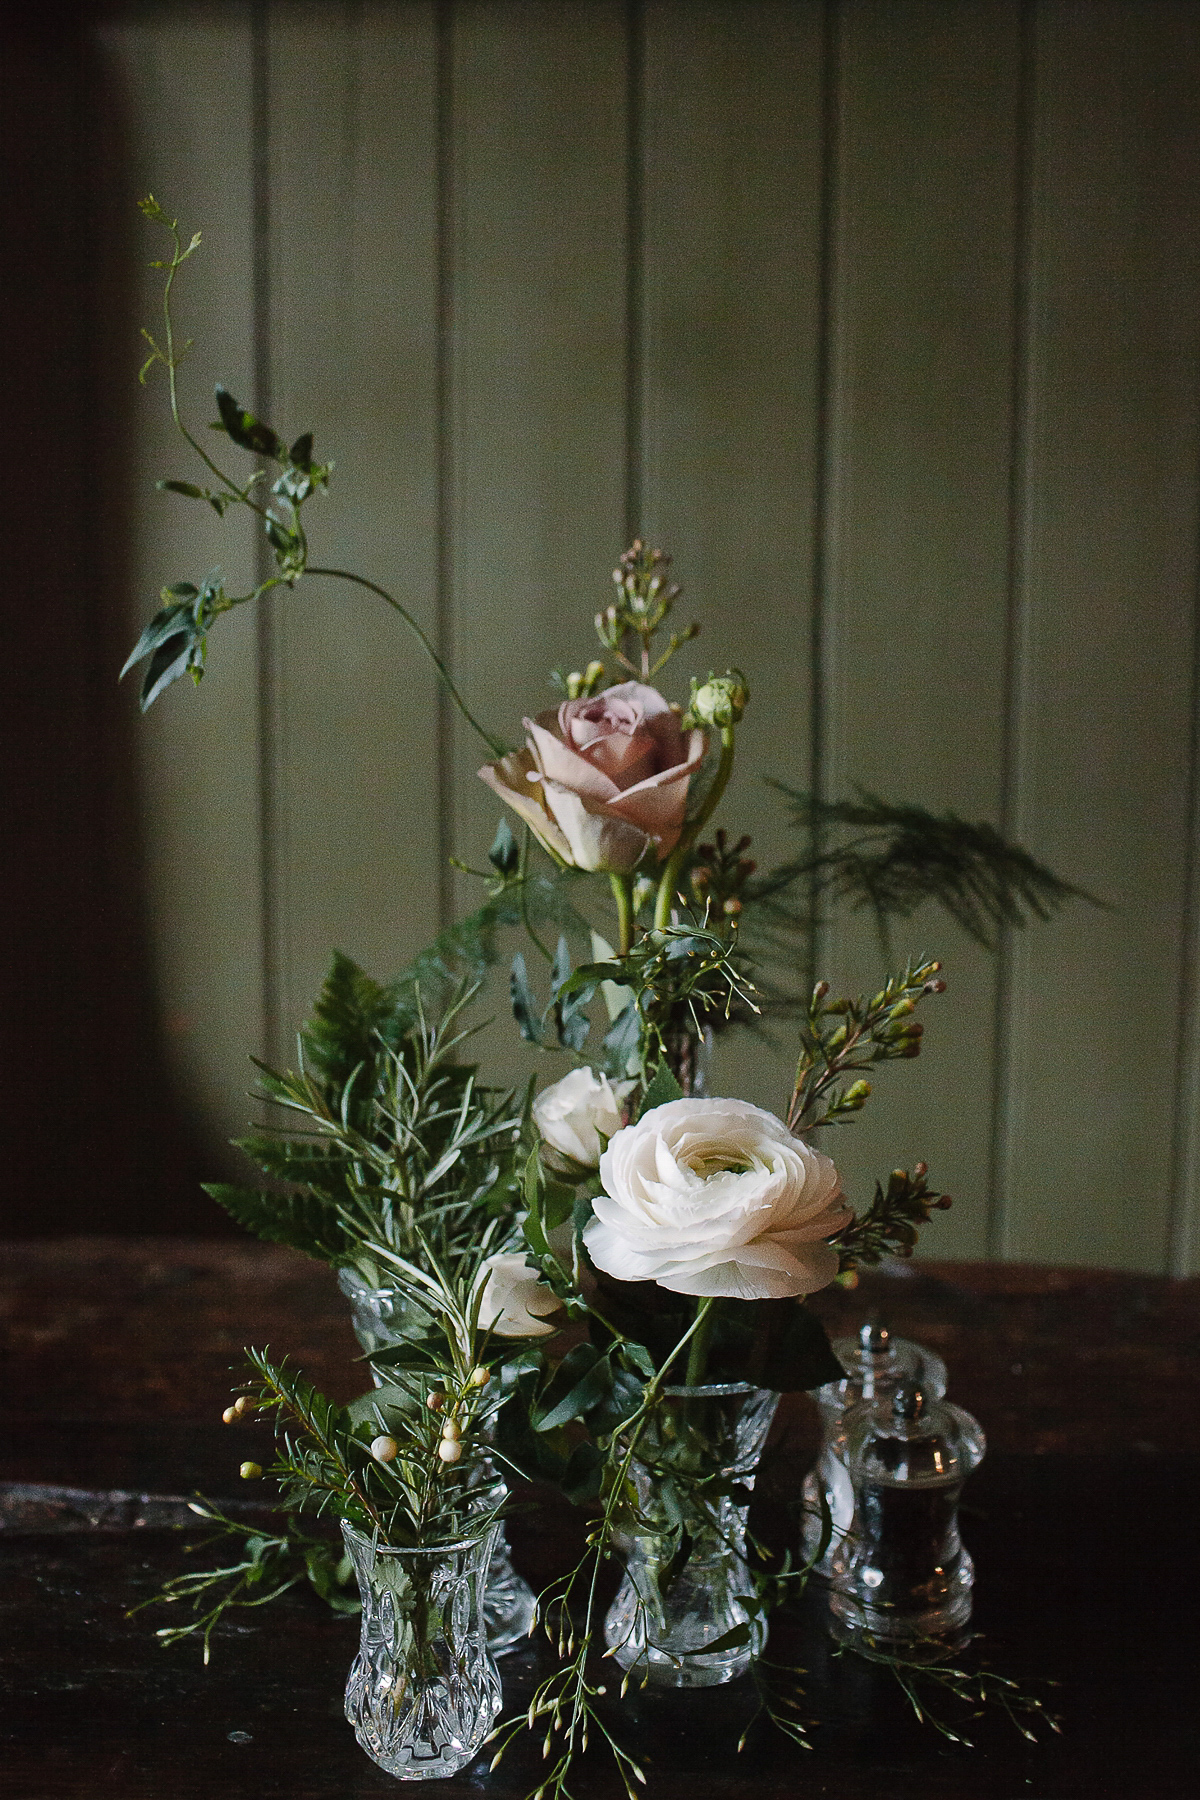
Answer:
[685,670,749,730]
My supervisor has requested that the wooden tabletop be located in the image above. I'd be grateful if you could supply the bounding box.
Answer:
[3,1238,1198,1798]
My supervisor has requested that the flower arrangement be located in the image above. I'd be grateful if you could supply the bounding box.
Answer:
[128,202,1067,1783]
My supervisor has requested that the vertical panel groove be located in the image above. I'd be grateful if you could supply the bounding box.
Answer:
[806,0,841,998]
[1166,359,1200,1274]
[987,0,1036,1263]
[624,0,645,543]
[435,0,455,933]
[252,0,281,1064]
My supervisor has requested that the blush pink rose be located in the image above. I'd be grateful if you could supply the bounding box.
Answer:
[479,681,707,873]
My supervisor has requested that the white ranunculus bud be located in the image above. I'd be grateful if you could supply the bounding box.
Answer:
[583,1097,852,1302]
[478,1252,564,1339]
[533,1067,634,1169]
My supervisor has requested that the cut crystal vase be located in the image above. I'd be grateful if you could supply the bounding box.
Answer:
[603,1383,780,1689]
[339,1268,538,1652]
[342,1521,502,1780]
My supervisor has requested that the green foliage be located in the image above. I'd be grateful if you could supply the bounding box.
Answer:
[594,538,699,680]
[120,573,229,710]
[835,1163,952,1270]
[787,958,946,1133]
[219,957,529,1279]
[203,1183,353,1263]
[754,785,1097,955]
[127,1504,358,1665]
[245,1338,502,1550]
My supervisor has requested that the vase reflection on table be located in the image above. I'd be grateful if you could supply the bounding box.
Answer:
[339,1267,539,1653]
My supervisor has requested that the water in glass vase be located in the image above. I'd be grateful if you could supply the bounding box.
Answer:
[603,1384,780,1689]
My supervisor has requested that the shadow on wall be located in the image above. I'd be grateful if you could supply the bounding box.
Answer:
[1,12,235,1236]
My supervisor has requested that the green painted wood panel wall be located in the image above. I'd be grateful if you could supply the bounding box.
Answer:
[94,0,1200,1273]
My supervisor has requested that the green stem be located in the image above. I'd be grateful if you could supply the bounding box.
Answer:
[520,827,552,963]
[610,872,635,955]
[684,1296,718,1388]
[305,568,506,756]
[654,726,737,930]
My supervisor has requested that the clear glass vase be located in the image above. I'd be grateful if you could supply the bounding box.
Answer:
[338,1268,538,1652]
[342,1521,503,1780]
[603,1383,780,1689]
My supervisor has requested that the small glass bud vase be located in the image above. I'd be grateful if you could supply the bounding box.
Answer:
[338,1267,537,1653]
[801,1321,947,1578]
[827,1381,985,1658]
[342,1521,503,1780]
[603,1383,780,1689]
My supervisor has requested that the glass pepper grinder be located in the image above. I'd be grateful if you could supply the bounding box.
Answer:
[827,1380,986,1657]
[801,1320,948,1577]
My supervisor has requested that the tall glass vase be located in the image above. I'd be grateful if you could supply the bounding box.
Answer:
[603,1383,780,1689]
[342,1521,503,1780]
[339,1268,538,1652]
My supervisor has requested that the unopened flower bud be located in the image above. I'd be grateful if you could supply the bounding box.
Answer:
[222,1405,238,1424]
[685,670,749,730]
[723,897,742,917]
[914,1161,928,1179]
[427,1391,445,1411]
[441,1417,462,1442]
[812,980,830,1004]
[233,1395,254,1417]
[842,1079,871,1108]
[836,1268,860,1290]
[934,1194,954,1210]
[370,1435,399,1463]
[437,1438,463,1464]
[924,977,948,994]
[239,1461,262,1481]
[468,1365,491,1389]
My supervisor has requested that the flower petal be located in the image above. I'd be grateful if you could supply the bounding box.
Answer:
[479,752,574,864]
[540,780,650,873]
[525,717,620,804]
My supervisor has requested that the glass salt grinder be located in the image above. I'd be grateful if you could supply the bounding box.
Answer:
[801,1320,948,1577]
[827,1380,986,1658]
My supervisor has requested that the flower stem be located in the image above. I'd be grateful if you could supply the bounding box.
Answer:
[685,1296,718,1388]
[610,873,635,956]
[296,567,509,758]
[654,726,737,930]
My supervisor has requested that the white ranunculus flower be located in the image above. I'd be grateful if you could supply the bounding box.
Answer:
[478,1252,564,1339]
[583,1097,851,1302]
[533,1067,634,1169]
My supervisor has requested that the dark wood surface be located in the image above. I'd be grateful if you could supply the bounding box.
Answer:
[2,1239,1198,1798]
